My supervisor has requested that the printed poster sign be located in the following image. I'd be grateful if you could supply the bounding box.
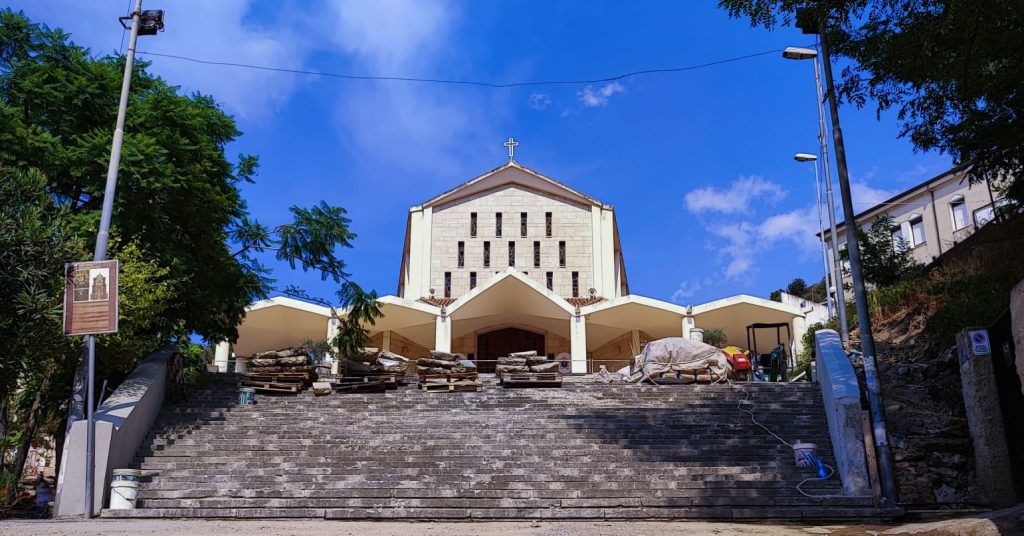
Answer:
[63,260,119,335]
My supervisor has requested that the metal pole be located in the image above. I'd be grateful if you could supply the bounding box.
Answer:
[812,50,848,343]
[810,160,834,320]
[818,22,898,504]
[85,0,143,519]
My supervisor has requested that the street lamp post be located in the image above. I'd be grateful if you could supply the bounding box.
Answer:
[783,46,849,345]
[81,0,163,519]
[789,9,899,504]
[793,152,834,320]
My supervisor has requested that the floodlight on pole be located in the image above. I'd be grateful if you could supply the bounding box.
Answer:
[794,152,835,321]
[782,46,818,60]
[81,0,163,519]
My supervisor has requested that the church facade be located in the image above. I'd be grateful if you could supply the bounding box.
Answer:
[226,160,808,374]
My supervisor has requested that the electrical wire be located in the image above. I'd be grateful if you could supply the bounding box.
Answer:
[134,47,799,89]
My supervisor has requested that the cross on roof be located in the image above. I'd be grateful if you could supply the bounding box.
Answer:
[504,137,519,162]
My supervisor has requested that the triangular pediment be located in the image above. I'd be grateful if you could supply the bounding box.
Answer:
[421,162,606,209]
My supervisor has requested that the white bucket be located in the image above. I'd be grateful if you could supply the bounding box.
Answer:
[793,442,817,467]
[109,480,138,509]
[234,356,249,373]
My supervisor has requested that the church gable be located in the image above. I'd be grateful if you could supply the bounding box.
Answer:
[422,162,605,210]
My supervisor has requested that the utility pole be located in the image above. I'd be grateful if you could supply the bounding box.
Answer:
[816,15,898,503]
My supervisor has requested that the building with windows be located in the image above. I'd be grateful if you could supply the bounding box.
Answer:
[821,164,1008,287]
[227,157,810,374]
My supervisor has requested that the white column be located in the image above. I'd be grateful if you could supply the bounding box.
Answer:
[791,316,808,367]
[383,330,393,352]
[326,318,340,360]
[214,341,231,373]
[570,314,587,374]
[681,314,696,339]
[434,315,451,352]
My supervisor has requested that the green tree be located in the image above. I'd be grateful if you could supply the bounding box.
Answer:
[841,215,921,288]
[786,278,808,297]
[717,0,1024,202]
[0,10,378,503]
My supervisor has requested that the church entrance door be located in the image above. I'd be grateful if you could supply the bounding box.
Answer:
[475,328,545,374]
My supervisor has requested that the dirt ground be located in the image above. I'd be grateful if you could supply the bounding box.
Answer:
[2,506,1023,536]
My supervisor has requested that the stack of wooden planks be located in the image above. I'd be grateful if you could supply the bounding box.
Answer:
[240,370,317,394]
[418,372,482,393]
[500,371,563,388]
[329,374,399,393]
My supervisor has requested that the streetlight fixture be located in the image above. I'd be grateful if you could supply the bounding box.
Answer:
[793,152,835,321]
[80,0,163,519]
[782,45,849,346]
[788,8,899,504]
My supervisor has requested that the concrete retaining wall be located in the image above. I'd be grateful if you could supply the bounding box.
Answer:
[815,329,871,495]
[54,347,175,517]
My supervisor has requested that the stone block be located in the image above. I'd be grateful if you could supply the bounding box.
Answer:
[509,350,538,358]
[530,362,559,373]
[525,355,549,366]
[418,358,457,369]
[430,350,458,361]
[497,357,527,366]
[496,365,529,373]
[312,382,331,396]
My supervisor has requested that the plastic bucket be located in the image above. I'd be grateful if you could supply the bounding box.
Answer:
[793,442,817,467]
[239,387,256,406]
[109,480,139,510]
[234,356,249,373]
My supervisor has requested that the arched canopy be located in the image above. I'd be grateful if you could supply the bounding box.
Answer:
[691,295,804,354]
[368,296,440,349]
[581,295,688,350]
[447,269,574,339]
[234,296,331,357]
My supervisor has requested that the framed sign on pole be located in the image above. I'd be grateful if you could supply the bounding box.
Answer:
[63,260,119,336]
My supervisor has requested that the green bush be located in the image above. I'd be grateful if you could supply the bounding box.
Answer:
[702,327,728,348]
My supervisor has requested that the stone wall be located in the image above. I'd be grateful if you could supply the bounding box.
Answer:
[430,185,594,298]
[1012,278,1024,396]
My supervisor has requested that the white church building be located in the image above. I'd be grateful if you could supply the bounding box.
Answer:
[224,156,809,374]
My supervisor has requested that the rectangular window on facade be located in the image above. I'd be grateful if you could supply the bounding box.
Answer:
[533,241,540,267]
[546,271,553,290]
[520,212,528,237]
[496,213,502,237]
[470,212,477,237]
[483,241,490,267]
[545,212,552,237]
[950,200,968,230]
[890,226,906,251]
[444,272,451,298]
[508,241,515,267]
[974,204,996,227]
[571,271,579,297]
[910,217,926,246]
[559,241,566,267]
[469,272,477,290]
[457,241,465,268]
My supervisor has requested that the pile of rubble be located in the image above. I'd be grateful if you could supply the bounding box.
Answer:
[416,350,477,374]
[338,347,412,375]
[496,351,559,374]
[249,347,316,373]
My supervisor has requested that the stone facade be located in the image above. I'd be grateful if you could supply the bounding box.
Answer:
[430,185,594,299]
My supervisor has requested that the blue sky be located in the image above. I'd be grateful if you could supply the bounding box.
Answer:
[13,1,950,306]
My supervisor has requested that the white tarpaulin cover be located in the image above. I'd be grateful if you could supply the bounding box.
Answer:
[625,337,727,382]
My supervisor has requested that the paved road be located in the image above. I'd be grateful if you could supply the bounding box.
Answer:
[1,511,1022,536]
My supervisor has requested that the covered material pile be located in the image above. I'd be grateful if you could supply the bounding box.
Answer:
[496,350,558,374]
[616,337,728,383]
[416,350,477,374]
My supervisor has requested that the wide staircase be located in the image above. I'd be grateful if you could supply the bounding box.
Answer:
[103,374,899,520]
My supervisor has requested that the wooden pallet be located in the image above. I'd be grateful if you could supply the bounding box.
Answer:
[418,372,479,383]
[331,376,396,390]
[331,380,388,393]
[500,372,563,388]
[238,380,300,394]
[245,371,317,384]
[419,380,482,393]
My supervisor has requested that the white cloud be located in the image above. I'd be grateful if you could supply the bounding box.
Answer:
[671,280,704,303]
[578,81,625,107]
[528,93,552,111]
[683,175,787,214]
[851,181,897,208]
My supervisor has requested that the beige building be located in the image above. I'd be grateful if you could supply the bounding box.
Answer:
[822,165,1008,285]
[227,158,810,373]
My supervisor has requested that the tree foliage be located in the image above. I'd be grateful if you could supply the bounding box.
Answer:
[718,0,1024,202]
[841,215,921,288]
